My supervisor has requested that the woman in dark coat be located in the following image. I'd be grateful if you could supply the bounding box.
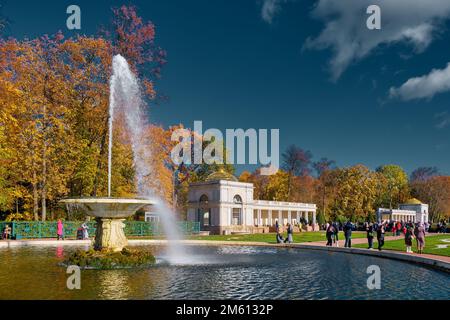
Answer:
[377,222,385,251]
[326,223,334,246]
[366,223,374,249]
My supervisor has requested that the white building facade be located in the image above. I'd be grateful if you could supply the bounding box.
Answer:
[377,198,429,223]
[187,171,318,235]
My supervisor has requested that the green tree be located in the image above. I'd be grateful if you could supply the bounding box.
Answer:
[331,165,379,221]
[376,164,410,209]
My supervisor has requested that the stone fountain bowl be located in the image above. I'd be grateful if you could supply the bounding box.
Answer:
[59,197,156,219]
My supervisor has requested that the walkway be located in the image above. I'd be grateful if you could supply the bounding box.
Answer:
[304,233,450,265]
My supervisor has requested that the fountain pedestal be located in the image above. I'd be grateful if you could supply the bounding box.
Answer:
[60,198,155,252]
[94,218,128,252]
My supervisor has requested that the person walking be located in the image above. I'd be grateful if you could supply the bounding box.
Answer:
[81,221,89,240]
[377,222,385,251]
[2,224,11,240]
[326,222,334,246]
[366,222,374,249]
[284,223,293,244]
[333,222,339,247]
[415,222,426,254]
[343,221,353,248]
[404,225,414,253]
[396,221,402,236]
[57,219,64,241]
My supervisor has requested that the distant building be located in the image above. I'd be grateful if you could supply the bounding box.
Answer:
[144,212,160,223]
[187,169,318,235]
[377,198,429,223]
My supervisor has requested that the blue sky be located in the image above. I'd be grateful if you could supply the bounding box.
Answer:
[2,0,450,175]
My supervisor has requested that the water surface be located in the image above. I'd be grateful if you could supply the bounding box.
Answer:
[0,245,448,300]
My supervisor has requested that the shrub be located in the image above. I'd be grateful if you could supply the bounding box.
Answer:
[64,247,155,269]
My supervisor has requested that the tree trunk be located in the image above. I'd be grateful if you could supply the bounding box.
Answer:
[33,178,39,221]
[41,104,47,222]
[287,172,292,201]
[322,185,326,218]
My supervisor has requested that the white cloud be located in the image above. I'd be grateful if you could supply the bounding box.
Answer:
[261,0,283,24]
[389,63,450,100]
[304,0,450,81]
[435,111,450,129]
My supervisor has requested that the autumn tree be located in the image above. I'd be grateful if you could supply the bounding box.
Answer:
[330,165,379,222]
[282,145,312,200]
[313,158,336,221]
[410,166,439,183]
[106,5,167,99]
[411,176,450,222]
[0,6,167,220]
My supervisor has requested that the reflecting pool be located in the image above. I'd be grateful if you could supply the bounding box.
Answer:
[0,245,448,300]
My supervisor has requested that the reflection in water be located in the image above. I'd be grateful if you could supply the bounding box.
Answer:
[96,271,131,300]
[56,247,64,259]
[0,245,448,300]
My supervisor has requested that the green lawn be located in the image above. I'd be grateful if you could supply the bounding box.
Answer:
[354,234,450,257]
[188,231,367,244]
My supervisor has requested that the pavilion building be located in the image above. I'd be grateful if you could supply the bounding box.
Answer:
[376,198,429,223]
[186,170,318,235]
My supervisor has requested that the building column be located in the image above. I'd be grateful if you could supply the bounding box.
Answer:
[296,211,300,223]
[313,211,317,225]
[288,211,292,225]
[305,211,309,224]
[278,210,282,225]
[269,210,273,226]
[257,209,262,227]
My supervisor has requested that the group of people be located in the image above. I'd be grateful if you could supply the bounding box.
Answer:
[364,220,426,254]
[275,221,294,244]
[322,220,427,254]
[56,219,90,240]
[1,220,90,241]
[325,221,354,248]
[437,221,448,233]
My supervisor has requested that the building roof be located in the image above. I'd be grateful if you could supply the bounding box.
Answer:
[205,169,238,182]
[403,198,423,205]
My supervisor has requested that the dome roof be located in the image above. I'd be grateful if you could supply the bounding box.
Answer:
[404,198,422,205]
[205,169,238,182]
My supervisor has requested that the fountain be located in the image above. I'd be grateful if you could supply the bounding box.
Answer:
[60,55,186,259]
[60,198,154,252]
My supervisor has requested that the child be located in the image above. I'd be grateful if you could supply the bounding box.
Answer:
[405,226,414,253]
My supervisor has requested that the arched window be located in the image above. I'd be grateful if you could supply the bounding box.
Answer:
[198,194,211,227]
[233,195,243,204]
[232,195,243,225]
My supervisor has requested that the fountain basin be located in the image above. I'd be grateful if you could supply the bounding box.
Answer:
[60,198,155,252]
[60,198,155,218]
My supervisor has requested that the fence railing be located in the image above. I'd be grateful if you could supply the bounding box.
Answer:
[0,221,200,240]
